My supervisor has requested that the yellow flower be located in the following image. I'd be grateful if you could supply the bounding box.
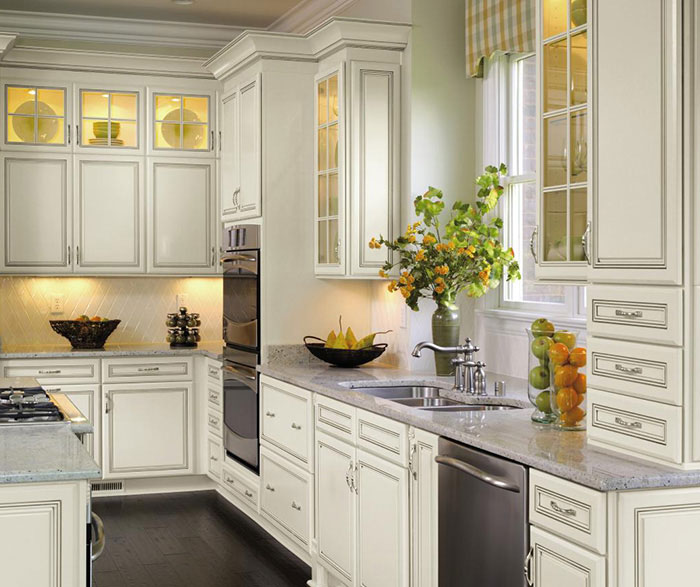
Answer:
[448,241,456,250]
[407,234,416,243]
[400,287,411,299]
[387,280,398,293]
[415,249,426,262]
[423,234,436,246]
[479,265,491,285]
[369,237,381,250]
[465,245,476,258]
[399,275,408,285]
[434,264,449,276]
[435,243,449,252]
[435,283,445,294]
[412,221,421,230]
[434,276,445,285]
[378,269,388,278]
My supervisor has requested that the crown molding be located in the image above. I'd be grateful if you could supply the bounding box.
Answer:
[205,17,410,81]
[268,0,360,34]
[0,9,246,50]
[0,33,17,59]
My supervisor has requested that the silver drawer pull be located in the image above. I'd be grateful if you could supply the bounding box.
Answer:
[209,367,219,376]
[138,366,160,372]
[44,387,62,392]
[291,423,302,430]
[225,476,234,484]
[615,416,643,429]
[38,369,61,374]
[209,391,219,400]
[615,363,643,375]
[291,501,302,511]
[615,309,643,319]
[244,490,253,498]
[265,484,275,492]
[265,411,276,418]
[210,455,218,462]
[550,500,577,517]
[209,417,219,425]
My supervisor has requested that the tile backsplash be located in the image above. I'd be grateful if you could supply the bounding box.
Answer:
[0,276,222,347]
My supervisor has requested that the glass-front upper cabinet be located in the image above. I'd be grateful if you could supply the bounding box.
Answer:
[314,68,344,275]
[4,85,68,148]
[536,0,590,282]
[79,89,139,150]
[152,92,211,153]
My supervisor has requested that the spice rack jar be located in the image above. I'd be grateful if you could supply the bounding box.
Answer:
[165,307,201,348]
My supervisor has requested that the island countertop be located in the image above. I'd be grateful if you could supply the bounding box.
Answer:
[0,341,224,361]
[259,362,700,492]
[0,423,101,484]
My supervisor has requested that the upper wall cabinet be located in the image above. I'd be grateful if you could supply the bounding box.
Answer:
[314,60,400,279]
[534,0,591,283]
[590,0,682,285]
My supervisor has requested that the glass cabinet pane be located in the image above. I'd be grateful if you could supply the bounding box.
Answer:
[543,190,567,261]
[543,115,567,187]
[328,173,339,216]
[318,176,328,217]
[570,111,587,183]
[570,188,587,261]
[570,0,587,27]
[82,92,108,119]
[328,125,338,169]
[570,31,588,106]
[154,94,209,150]
[543,39,567,112]
[318,80,328,125]
[81,90,138,147]
[318,127,328,172]
[318,221,328,264]
[328,75,338,123]
[6,86,65,145]
[543,0,567,39]
[329,219,340,264]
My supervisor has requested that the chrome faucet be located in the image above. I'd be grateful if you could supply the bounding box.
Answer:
[412,338,487,395]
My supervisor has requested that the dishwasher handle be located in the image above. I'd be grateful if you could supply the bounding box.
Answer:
[435,455,521,493]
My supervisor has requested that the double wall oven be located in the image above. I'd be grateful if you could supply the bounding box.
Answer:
[222,225,261,473]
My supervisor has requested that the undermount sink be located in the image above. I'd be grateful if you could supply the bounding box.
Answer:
[420,404,520,412]
[391,397,463,407]
[351,386,442,400]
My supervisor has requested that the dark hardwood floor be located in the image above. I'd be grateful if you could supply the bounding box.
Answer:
[92,490,311,586]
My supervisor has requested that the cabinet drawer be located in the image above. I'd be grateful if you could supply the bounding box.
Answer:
[529,469,607,554]
[222,465,259,510]
[260,447,311,549]
[315,394,356,443]
[1,359,99,384]
[588,388,683,464]
[207,408,223,438]
[261,378,312,468]
[207,384,222,409]
[357,408,408,467]
[589,336,682,405]
[102,357,193,382]
[207,436,222,480]
[588,285,683,346]
[206,359,222,384]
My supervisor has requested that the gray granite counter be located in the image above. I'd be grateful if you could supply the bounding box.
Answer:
[259,362,700,492]
[0,423,101,484]
[0,341,224,361]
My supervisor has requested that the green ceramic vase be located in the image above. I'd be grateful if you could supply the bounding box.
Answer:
[431,300,460,376]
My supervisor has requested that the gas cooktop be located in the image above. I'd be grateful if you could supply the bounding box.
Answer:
[0,382,64,424]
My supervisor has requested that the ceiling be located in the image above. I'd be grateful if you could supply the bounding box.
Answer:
[0,0,304,27]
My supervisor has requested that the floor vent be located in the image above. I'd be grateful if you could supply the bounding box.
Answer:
[92,480,125,495]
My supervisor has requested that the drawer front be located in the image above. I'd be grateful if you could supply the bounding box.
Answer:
[588,388,683,464]
[261,379,312,467]
[529,469,607,554]
[589,336,682,405]
[207,359,222,384]
[222,466,259,509]
[356,408,408,466]
[102,357,193,382]
[207,408,223,438]
[1,359,99,384]
[315,394,356,443]
[207,436,222,480]
[260,448,311,548]
[207,384,222,410]
[588,285,682,346]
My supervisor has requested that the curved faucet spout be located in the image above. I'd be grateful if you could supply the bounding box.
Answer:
[411,341,453,358]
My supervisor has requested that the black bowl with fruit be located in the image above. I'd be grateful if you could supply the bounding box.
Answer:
[304,318,390,368]
[50,315,121,349]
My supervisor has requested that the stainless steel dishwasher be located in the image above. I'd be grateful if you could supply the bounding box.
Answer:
[436,437,528,587]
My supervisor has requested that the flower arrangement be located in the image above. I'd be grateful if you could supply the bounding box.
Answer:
[370,164,521,311]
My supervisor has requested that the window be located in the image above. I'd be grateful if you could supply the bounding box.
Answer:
[495,54,585,317]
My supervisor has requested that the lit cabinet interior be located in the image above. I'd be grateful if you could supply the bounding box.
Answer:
[6,85,66,146]
[153,94,209,151]
[80,90,138,148]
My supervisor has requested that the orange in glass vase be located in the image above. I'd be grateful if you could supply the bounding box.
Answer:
[549,342,587,431]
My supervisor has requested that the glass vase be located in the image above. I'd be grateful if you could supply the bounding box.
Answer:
[549,338,587,431]
[432,300,460,376]
[526,328,557,424]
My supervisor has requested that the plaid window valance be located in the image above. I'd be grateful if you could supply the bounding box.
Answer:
[466,0,536,77]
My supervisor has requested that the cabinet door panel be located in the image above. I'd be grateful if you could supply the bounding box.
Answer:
[592,0,681,284]
[237,75,261,218]
[220,90,239,219]
[357,448,409,587]
[75,157,143,272]
[149,159,214,273]
[103,382,192,478]
[315,430,355,583]
[1,154,71,271]
[411,429,439,587]
[530,527,605,587]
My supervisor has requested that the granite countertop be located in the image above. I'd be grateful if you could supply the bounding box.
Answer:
[0,341,224,361]
[0,423,101,484]
[259,362,700,492]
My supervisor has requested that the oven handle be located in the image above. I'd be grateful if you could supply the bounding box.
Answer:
[435,455,521,493]
[91,512,105,562]
[221,253,258,264]
[223,364,257,384]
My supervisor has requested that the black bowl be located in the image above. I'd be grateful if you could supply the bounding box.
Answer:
[304,336,387,368]
[50,319,121,349]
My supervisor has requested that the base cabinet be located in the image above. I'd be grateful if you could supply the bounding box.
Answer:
[47,383,101,465]
[102,381,193,478]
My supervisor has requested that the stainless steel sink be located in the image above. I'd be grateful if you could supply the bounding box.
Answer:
[351,386,442,400]
[392,397,463,407]
[420,404,520,412]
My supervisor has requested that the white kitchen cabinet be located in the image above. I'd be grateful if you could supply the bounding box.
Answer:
[356,448,409,587]
[74,155,144,273]
[591,0,682,285]
[0,153,72,272]
[219,73,261,222]
[147,157,217,273]
[0,481,88,587]
[410,429,439,587]
[528,526,606,587]
[102,381,193,478]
